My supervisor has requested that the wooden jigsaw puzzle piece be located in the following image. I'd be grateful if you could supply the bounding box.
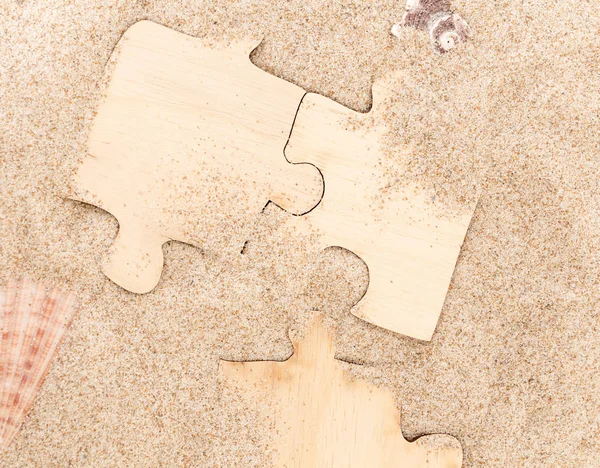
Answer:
[71,21,323,293]
[220,315,463,467]
[283,77,476,341]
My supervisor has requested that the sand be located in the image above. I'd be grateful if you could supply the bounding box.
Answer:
[1,0,599,466]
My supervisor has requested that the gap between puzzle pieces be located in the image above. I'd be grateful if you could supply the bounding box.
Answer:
[70,21,477,342]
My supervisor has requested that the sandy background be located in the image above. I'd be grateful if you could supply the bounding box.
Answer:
[1,0,600,466]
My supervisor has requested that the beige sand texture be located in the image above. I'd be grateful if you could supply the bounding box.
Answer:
[0,0,599,466]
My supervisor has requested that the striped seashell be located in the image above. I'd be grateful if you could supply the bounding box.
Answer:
[0,278,77,453]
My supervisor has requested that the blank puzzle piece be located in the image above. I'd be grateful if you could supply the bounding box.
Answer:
[220,315,463,467]
[284,82,477,341]
[71,21,323,293]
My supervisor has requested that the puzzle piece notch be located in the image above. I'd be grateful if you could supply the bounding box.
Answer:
[220,315,463,467]
[71,21,323,293]
[283,75,477,341]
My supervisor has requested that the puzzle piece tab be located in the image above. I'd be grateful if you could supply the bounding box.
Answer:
[220,315,463,467]
[71,21,323,293]
[284,79,476,341]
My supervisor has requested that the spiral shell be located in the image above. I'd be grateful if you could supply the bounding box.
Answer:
[0,278,77,454]
[429,12,471,54]
[391,0,471,54]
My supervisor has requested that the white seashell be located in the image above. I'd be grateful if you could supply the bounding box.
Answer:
[392,1,470,54]
[0,278,77,453]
